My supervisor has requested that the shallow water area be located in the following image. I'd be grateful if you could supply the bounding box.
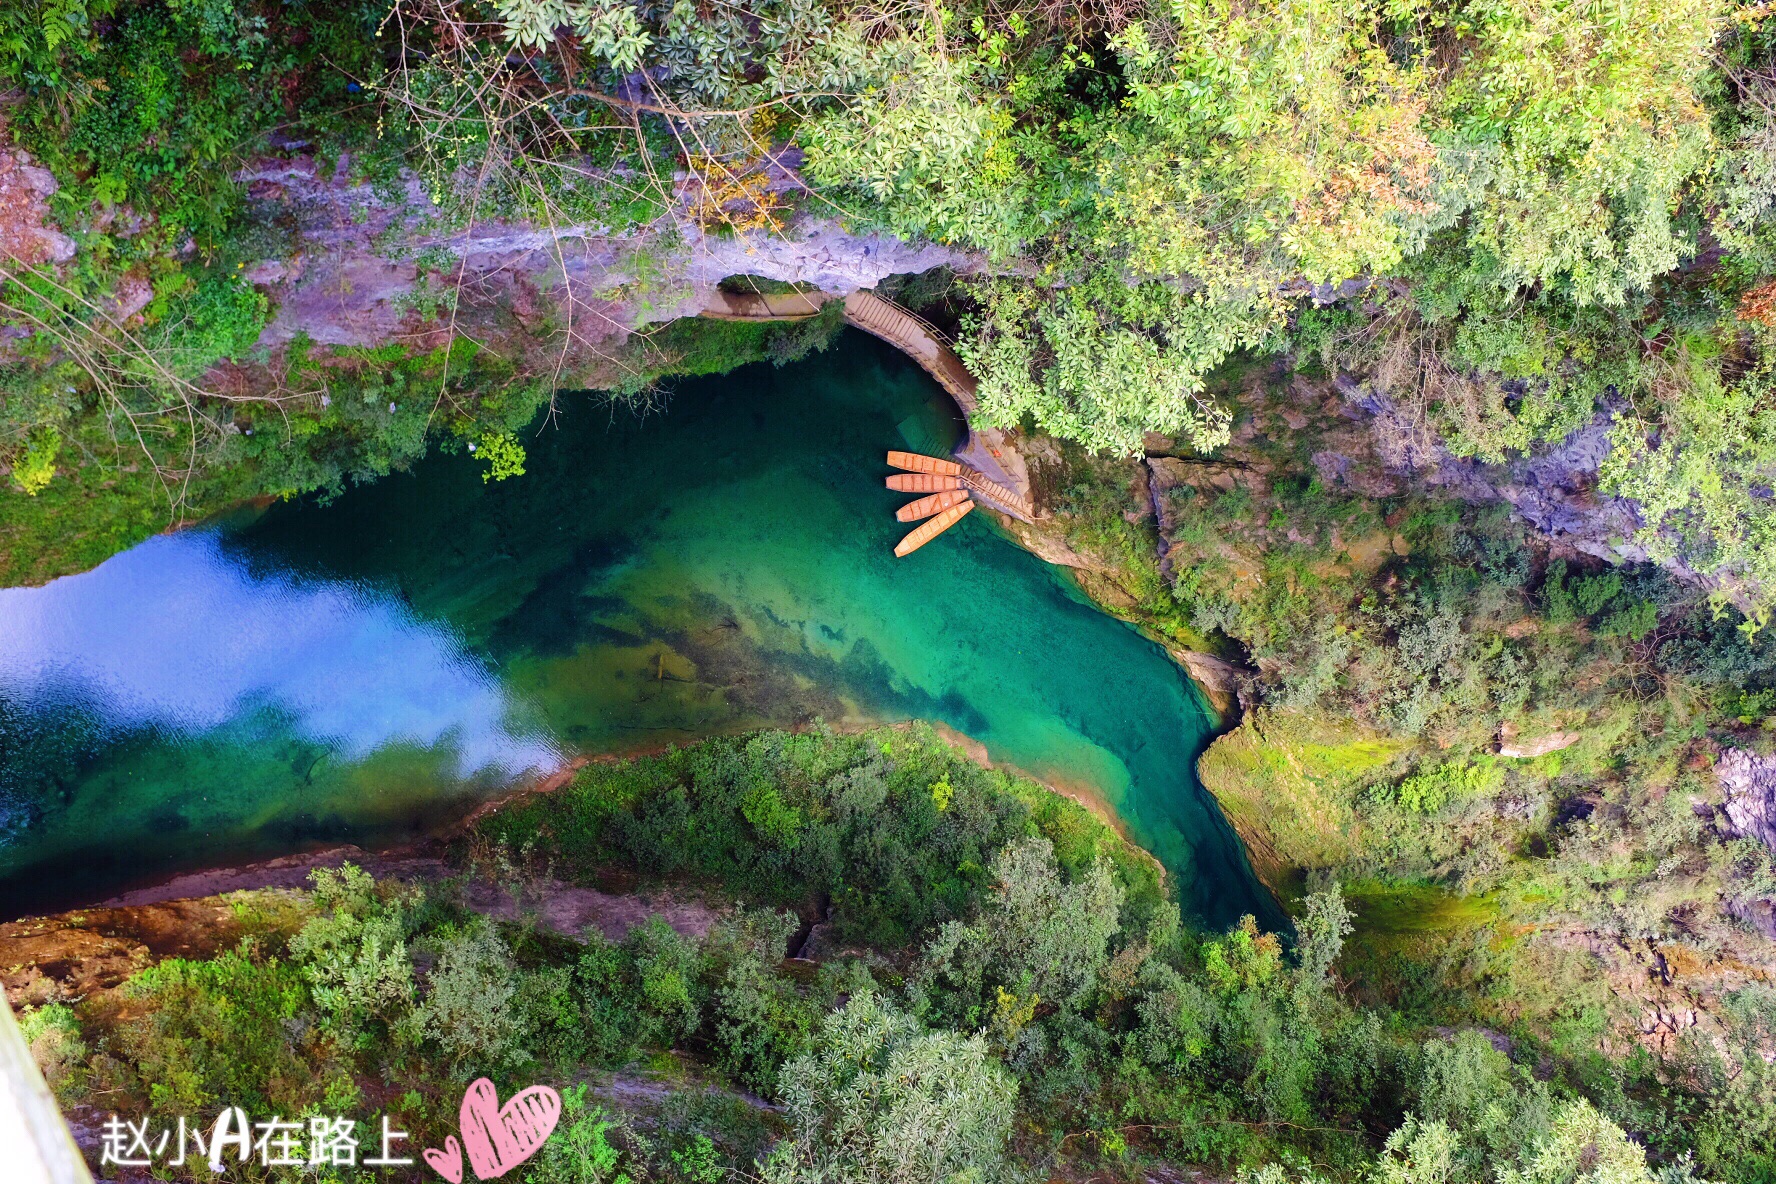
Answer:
[0,333,1278,928]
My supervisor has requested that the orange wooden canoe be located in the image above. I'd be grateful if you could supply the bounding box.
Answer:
[887,473,963,493]
[887,450,962,477]
[896,488,970,522]
[895,499,974,557]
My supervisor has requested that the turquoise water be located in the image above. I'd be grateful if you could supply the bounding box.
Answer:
[0,332,1279,928]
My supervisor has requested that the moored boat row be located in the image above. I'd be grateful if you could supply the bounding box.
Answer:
[885,452,979,555]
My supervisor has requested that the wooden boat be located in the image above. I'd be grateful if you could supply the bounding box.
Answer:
[895,488,969,522]
[887,473,963,493]
[895,499,974,557]
[886,450,962,477]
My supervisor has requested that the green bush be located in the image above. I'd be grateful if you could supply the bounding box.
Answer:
[763,991,1018,1184]
[411,917,529,1077]
[17,1003,85,1100]
[478,725,1162,950]
[521,1083,638,1184]
[287,863,417,1051]
[117,945,320,1115]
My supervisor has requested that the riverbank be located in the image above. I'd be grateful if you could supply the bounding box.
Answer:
[1,723,1162,1005]
[1039,356,1776,1080]
[8,715,1176,925]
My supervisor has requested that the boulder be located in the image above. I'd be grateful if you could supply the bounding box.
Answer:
[1498,730,1581,759]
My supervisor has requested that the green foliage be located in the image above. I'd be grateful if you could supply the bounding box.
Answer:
[9,425,60,495]
[1103,0,1441,286]
[798,13,1031,257]
[147,274,269,381]
[478,430,529,483]
[1496,1098,1658,1184]
[1389,758,1504,815]
[522,1083,638,1184]
[1294,885,1355,987]
[916,837,1124,1027]
[962,274,1259,456]
[1677,985,1776,1180]
[764,991,1018,1184]
[287,863,417,1050]
[478,724,1162,950]
[1430,0,1721,308]
[29,733,1776,1184]
[624,917,706,1049]
[18,1003,85,1099]
[1599,340,1776,612]
[411,916,529,1077]
[118,944,318,1115]
[705,909,817,1094]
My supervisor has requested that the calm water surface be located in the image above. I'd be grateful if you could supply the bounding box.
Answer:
[0,333,1278,927]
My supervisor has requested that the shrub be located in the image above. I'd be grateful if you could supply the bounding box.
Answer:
[764,991,1018,1184]
[287,863,417,1051]
[704,909,817,1095]
[411,917,528,1077]
[520,1082,639,1184]
[19,1003,86,1099]
[117,945,316,1115]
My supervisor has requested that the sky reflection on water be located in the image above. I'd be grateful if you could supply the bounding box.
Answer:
[0,530,560,778]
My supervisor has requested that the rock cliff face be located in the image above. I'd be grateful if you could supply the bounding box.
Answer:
[1134,369,1687,605]
[236,155,976,351]
[226,157,1678,593]
[1325,377,1660,577]
[1716,748,1776,853]
[1712,748,1776,940]
[15,143,1694,597]
[10,135,1729,648]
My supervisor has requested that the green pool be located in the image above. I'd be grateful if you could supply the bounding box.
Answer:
[0,332,1279,929]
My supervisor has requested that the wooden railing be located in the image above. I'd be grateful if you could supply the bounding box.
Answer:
[840,291,980,415]
[1,997,93,1184]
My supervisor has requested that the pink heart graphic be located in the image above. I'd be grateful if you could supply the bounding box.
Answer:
[423,1135,463,1183]
[459,1078,562,1180]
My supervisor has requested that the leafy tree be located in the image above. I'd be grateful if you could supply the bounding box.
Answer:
[1428,0,1722,307]
[1293,884,1355,988]
[705,908,817,1094]
[962,275,1256,456]
[288,863,417,1051]
[1372,1118,1462,1184]
[1496,1098,1661,1184]
[916,836,1123,1026]
[1102,0,1441,285]
[763,991,1018,1184]
[410,916,529,1076]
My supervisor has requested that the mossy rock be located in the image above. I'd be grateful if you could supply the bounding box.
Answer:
[1196,707,1412,894]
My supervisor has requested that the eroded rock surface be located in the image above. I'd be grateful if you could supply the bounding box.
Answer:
[238,155,977,350]
[1716,747,1776,852]
[0,141,74,268]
